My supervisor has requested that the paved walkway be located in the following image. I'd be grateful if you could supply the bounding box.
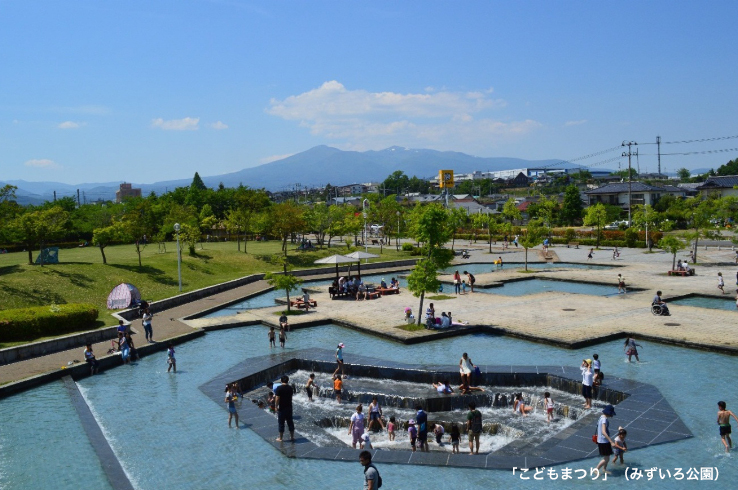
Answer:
[3,243,738,391]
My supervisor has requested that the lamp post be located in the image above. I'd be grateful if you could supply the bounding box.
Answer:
[174,223,182,292]
[396,210,401,251]
[362,199,369,258]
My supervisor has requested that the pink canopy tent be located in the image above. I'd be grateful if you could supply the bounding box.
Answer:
[106,283,142,310]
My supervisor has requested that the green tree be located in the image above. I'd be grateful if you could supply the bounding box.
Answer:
[0,185,19,243]
[501,198,522,226]
[121,198,158,267]
[679,197,718,263]
[612,168,638,180]
[676,168,691,180]
[658,236,686,270]
[448,206,468,251]
[191,172,207,191]
[583,203,608,248]
[180,223,201,255]
[716,158,738,176]
[560,185,583,225]
[519,219,545,271]
[406,204,453,325]
[9,206,69,265]
[264,257,303,312]
[91,221,127,264]
[269,202,305,256]
[382,170,410,196]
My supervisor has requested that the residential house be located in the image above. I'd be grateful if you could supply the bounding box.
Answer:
[584,182,686,210]
[695,175,738,198]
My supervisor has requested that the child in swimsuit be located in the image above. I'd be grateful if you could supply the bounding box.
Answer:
[305,373,315,401]
[449,423,460,453]
[387,416,396,441]
[544,392,554,423]
[268,327,276,348]
[718,401,738,453]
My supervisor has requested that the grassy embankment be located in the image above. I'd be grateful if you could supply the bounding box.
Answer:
[0,240,412,347]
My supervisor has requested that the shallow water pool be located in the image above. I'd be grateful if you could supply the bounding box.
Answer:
[443,262,614,276]
[2,323,737,489]
[670,295,737,312]
[479,278,617,297]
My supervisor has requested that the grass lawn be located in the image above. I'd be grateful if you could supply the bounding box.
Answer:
[0,239,412,323]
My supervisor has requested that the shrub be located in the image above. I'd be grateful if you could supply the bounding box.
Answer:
[564,228,576,243]
[624,228,638,248]
[0,303,99,342]
[401,243,415,252]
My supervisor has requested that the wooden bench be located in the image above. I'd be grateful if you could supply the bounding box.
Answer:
[567,242,580,249]
[376,287,400,295]
[365,291,380,299]
[290,299,317,309]
[668,269,695,276]
[371,239,380,245]
[328,286,352,299]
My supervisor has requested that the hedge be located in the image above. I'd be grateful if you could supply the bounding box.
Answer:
[0,303,99,342]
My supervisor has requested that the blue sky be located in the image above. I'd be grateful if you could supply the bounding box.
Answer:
[2,0,737,184]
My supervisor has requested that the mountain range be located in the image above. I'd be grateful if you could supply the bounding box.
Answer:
[4,146,580,205]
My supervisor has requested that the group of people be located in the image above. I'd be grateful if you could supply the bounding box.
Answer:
[424,303,468,329]
[451,270,476,294]
[334,276,400,300]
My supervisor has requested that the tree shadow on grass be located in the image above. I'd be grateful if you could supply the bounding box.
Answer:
[107,264,179,287]
[0,264,22,275]
[0,283,67,306]
[44,268,95,288]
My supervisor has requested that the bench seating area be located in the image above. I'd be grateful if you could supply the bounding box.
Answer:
[290,299,317,309]
[668,269,695,276]
[376,287,400,295]
[328,286,353,299]
[567,242,580,249]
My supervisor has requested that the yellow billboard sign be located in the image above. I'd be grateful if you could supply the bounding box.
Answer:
[439,170,454,188]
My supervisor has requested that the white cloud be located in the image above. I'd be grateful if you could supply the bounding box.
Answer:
[266,81,539,150]
[259,153,294,164]
[25,159,60,168]
[58,121,82,129]
[151,117,199,130]
[210,121,228,130]
[565,119,587,126]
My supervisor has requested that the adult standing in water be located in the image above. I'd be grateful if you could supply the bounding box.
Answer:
[464,271,475,293]
[453,271,461,295]
[275,375,295,442]
[333,343,345,377]
[624,337,642,362]
[594,405,622,476]
[459,352,475,387]
[581,359,594,409]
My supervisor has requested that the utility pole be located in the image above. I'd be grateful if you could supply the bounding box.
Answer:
[622,141,638,225]
[656,135,662,177]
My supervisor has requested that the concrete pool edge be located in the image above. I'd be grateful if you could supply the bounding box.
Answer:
[198,349,693,470]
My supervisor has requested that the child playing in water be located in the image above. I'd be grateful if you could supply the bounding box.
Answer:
[611,427,628,463]
[717,401,738,453]
[305,373,315,401]
[225,387,239,428]
[268,327,276,348]
[166,343,176,373]
[408,419,418,452]
[461,280,467,294]
[279,326,286,348]
[544,392,554,424]
[333,375,343,404]
[387,416,396,441]
[513,394,533,416]
[449,423,460,453]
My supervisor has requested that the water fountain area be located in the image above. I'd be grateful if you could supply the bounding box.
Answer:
[442,262,616,276]
[669,294,738,312]
[199,348,691,470]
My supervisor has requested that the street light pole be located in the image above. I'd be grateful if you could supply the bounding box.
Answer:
[622,141,638,226]
[362,199,369,259]
[396,211,400,251]
[174,223,182,292]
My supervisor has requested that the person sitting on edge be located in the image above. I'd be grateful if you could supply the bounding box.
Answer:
[338,275,346,293]
[380,278,387,289]
[357,282,367,301]
[441,312,451,328]
[279,313,289,331]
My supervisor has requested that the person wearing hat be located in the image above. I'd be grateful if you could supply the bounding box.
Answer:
[581,359,594,409]
[333,343,346,377]
[407,419,418,452]
[594,405,624,476]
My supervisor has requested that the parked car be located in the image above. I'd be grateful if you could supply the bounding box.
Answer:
[604,222,619,230]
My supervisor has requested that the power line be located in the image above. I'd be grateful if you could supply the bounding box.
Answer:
[639,147,738,156]
[638,134,738,145]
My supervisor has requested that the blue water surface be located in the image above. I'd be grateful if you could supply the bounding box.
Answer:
[670,295,737,312]
[2,324,737,489]
[442,262,614,276]
[479,278,617,297]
